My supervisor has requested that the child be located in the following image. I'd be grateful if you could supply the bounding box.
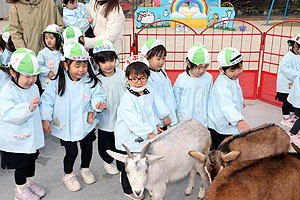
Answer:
[208,47,250,150]
[276,32,300,128]
[40,42,107,192]
[93,39,126,175]
[0,25,16,66]
[173,43,213,127]
[37,24,63,91]
[63,26,85,46]
[62,0,95,38]
[0,48,45,200]
[141,39,177,131]
[114,55,170,200]
[84,0,125,54]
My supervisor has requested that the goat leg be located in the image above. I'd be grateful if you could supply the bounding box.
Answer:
[185,167,196,196]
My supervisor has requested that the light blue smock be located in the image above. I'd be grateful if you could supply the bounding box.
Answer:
[63,3,90,33]
[1,48,13,66]
[208,73,244,135]
[0,70,10,92]
[0,80,44,153]
[96,68,126,132]
[40,72,106,141]
[37,47,61,90]
[114,87,170,152]
[173,71,213,127]
[147,69,178,127]
[0,51,3,64]
[276,50,300,94]
[288,75,300,108]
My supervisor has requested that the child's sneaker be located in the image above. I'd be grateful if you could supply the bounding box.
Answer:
[290,134,300,147]
[27,183,46,198]
[280,117,295,128]
[62,172,81,192]
[103,161,119,175]
[123,192,144,200]
[15,188,40,200]
[290,113,299,121]
[79,168,96,184]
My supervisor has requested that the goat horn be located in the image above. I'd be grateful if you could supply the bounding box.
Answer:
[141,142,150,158]
[122,144,133,158]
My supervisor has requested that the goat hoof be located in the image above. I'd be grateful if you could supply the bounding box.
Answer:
[184,188,192,196]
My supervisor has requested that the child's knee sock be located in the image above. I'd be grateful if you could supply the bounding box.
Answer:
[26,176,35,187]
[16,183,27,194]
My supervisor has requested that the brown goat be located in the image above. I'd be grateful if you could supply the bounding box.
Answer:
[189,123,290,182]
[204,152,300,200]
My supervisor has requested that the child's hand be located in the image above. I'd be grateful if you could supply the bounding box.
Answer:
[156,125,163,133]
[237,120,250,133]
[163,116,171,127]
[42,120,52,133]
[96,102,107,110]
[48,71,55,79]
[87,112,95,124]
[148,133,157,139]
[289,82,293,89]
[29,96,40,112]
[88,16,93,23]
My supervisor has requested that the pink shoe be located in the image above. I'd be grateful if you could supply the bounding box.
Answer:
[280,117,295,128]
[28,183,46,198]
[290,134,300,147]
[15,188,40,200]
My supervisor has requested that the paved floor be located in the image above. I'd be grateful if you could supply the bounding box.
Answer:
[0,99,293,200]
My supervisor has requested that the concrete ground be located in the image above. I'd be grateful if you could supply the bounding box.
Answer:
[0,99,292,200]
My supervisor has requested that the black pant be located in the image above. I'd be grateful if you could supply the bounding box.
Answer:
[208,128,232,150]
[98,129,116,164]
[85,27,95,57]
[290,108,300,135]
[115,150,132,194]
[60,130,96,174]
[15,162,35,185]
[276,92,294,115]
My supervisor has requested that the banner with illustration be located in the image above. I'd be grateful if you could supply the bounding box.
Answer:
[134,7,171,29]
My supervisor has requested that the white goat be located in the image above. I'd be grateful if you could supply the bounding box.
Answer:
[108,119,210,200]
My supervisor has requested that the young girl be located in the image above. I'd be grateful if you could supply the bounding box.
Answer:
[40,42,107,192]
[173,43,213,127]
[141,39,177,131]
[93,39,126,175]
[0,24,16,66]
[63,26,85,46]
[114,55,170,200]
[84,0,125,54]
[276,32,300,128]
[0,48,45,200]
[208,47,250,150]
[37,24,63,91]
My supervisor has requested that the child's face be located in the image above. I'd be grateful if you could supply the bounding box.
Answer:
[64,60,88,81]
[45,33,56,50]
[188,63,209,78]
[97,58,116,77]
[10,70,37,89]
[127,72,148,88]
[147,55,166,71]
[65,0,78,10]
[220,62,243,80]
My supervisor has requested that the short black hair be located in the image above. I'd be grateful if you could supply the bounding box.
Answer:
[146,45,167,59]
[63,0,76,5]
[125,62,150,78]
[94,51,118,64]
[222,60,243,72]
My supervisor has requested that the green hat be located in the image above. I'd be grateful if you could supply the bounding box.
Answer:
[9,48,41,75]
[141,39,165,56]
[63,26,84,46]
[43,24,63,36]
[63,42,90,61]
[93,39,120,66]
[125,54,149,68]
[217,47,243,67]
[288,31,300,46]
[187,43,211,66]
[1,24,10,43]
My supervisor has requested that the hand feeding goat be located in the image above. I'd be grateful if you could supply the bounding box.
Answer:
[107,119,210,200]
[204,143,300,200]
[189,123,290,183]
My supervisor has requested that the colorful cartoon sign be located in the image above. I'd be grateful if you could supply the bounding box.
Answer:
[157,0,219,8]
[207,7,236,30]
[134,7,171,29]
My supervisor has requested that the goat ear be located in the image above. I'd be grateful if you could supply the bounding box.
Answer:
[221,151,240,162]
[145,154,164,164]
[189,151,206,163]
[106,150,128,163]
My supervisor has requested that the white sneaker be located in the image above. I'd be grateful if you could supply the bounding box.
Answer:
[280,117,295,128]
[79,168,96,184]
[103,161,119,175]
[62,172,81,192]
